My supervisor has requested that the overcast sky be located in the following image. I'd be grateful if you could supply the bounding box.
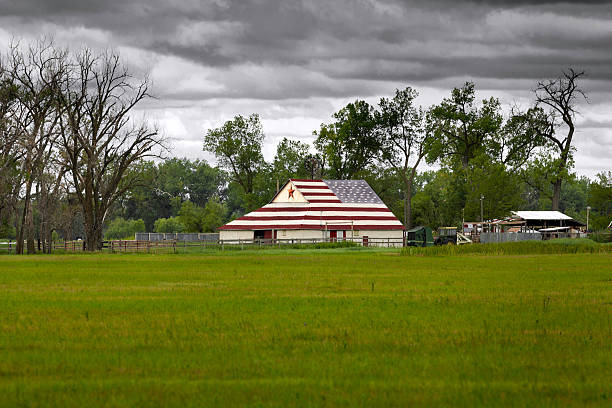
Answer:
[0,0,610,177]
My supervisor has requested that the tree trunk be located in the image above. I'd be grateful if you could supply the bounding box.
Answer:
[405,178,414,229]
[26,184,38,254]
[551,178,562,211]
[84,213,104,251]
[25,200,35,254]
[16,178,33,255]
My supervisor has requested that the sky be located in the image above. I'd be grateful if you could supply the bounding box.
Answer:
[0,0,610,178]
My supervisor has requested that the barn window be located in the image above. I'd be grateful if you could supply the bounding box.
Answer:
[354,230,360,236]
[281,230,287,236]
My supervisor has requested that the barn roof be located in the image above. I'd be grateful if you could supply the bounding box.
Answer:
[219,179,404,231]
[324,180,384,204]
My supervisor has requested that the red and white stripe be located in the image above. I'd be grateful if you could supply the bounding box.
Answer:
[219,178,404,231]
[291,179,342,203]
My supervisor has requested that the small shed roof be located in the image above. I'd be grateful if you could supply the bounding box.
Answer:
[512,211,573,220]
[511,210,584,227]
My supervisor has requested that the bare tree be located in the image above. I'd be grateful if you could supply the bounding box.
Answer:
[534,68,587,211]
[2,40,66,253]
[56,49,163,251]
[0,72,22,233]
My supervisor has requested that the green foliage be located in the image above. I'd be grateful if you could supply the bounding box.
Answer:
[462,157,524,221]
[201,198,227,233]
[204,114,264,194]
[376,87,425,169]
[273,137,310,180]
[118,159,226,231]
[588,171,612,231]
[104,218,145,240]
[0,219,16,239]
[153,217,186,233]
[177,201,206,232]
[177,199,228,233]
[427,82,503,169]
[314,100,380,179]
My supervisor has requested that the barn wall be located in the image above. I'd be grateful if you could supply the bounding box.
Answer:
[272,181,308,203]
[219,230,254,241]
[278,229,323,240]
[357,229,404,247]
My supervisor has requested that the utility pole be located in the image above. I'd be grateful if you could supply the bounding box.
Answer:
[480,195,484,223]
[404,193,408,229]
[586,206,591,233]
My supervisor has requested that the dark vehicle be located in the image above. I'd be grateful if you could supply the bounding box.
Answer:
[435,227,457,245]
[405,226,434,247]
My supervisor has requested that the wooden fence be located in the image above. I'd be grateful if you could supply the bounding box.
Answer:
[24,236,405,253]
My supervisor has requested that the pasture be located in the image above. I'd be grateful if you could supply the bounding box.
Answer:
[0,249,611,407]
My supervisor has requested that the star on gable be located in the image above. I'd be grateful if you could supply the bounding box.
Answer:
[288,187,295,199]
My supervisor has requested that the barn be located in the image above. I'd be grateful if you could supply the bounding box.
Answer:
[218,179,404,246]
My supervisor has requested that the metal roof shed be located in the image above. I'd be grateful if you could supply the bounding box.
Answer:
[511,211,584,228]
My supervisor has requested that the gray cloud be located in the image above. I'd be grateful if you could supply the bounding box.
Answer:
[0,0,610,176]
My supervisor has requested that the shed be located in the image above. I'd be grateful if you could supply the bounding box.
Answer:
[405,226,434,247]
[511,211,585,229]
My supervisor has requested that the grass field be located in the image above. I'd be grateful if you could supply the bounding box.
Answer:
[0,249,611,407]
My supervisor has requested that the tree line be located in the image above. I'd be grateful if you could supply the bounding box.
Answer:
[1,40,611,252]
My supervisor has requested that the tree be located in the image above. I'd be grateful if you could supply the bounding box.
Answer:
[3,40,67,253]
[533,68,587,210]
[57,49,163,251]
[153,216,185,233]
[588,172,612,231]
[273,137,310,181]
[201,198,227,232]
[376,87,430,228]
[177,201,207,232]
[104,217,145,240]
[188,160,226,207]
[314,100,380,179]
[427,82,503,170]
[204,114,264,195]
[0,75,21,235]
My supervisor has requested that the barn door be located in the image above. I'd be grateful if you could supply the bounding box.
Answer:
[330,230,337,242]
[363,236,369,247]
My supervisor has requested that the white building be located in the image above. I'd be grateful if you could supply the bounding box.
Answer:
[219,179,404,246]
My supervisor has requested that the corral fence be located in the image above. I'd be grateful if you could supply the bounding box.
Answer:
[38,236,403,253]
[135,233,219,242]
[480,232,542,244]
[0,241,16,254]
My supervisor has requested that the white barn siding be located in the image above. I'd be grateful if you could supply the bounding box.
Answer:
[219,230,254,241]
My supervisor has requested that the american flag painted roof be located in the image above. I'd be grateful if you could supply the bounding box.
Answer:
[219,179,404,231]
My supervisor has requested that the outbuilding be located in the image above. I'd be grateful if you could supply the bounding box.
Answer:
[218,179,404,246]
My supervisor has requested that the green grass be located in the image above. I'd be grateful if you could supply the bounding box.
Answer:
[402,238,612,256]
[0,250,611,407]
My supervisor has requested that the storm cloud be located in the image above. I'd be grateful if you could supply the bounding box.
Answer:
[0,0,610,176]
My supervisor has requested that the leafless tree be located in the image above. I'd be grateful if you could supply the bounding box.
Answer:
[534,68,587,211]
[2,39,67,253]
[56,49,164,251]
